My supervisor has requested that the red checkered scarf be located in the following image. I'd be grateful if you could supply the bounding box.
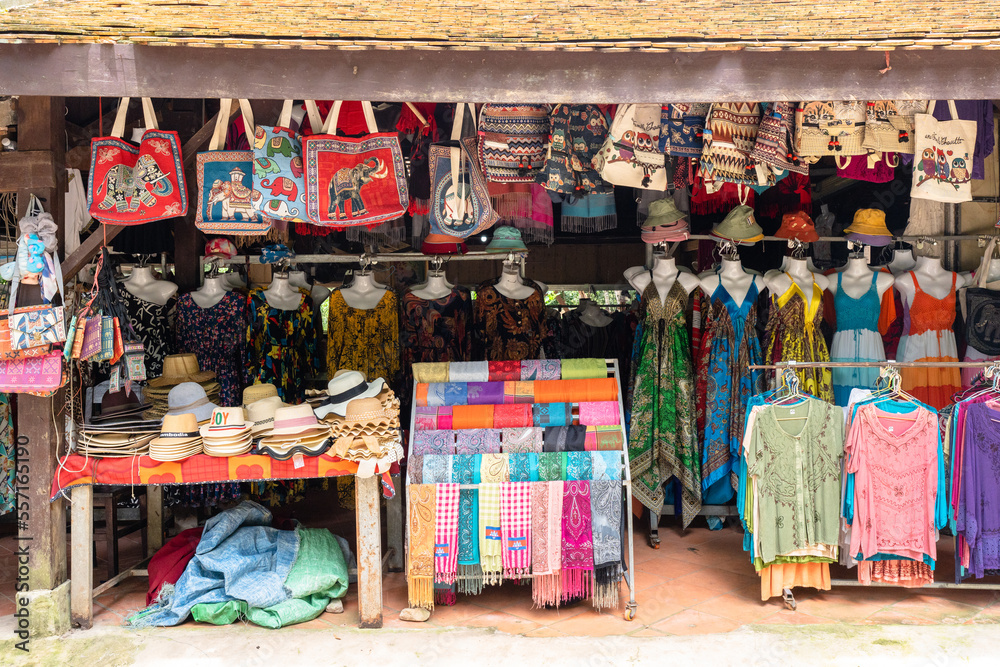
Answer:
[500,482,532,577]
[434,483,461,584]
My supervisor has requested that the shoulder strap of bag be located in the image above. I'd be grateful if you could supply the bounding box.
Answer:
[450,103,472,222]
[238,99,255,140]
[110,98,131,138]
[976,237,998,288]
[140,98,158,131]
[947,100,960,121]
[320,101,379,135]
[209,99,232,151]
[303,100,323,135]
[277,99,294,128]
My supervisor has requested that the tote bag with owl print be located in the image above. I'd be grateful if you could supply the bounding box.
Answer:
[911,100,976,204]
[594,104,667,190]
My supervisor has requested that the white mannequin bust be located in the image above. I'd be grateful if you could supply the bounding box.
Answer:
[625,254,699,303]
[764,257,830,297]
[495,261,538,300]
[829,256,894,301]
[124,266,178,306]
[575,298,613,328]
[340,272,388,310]
[887,248,917,276]
[409,272,455,301]
[190,275,232,309]
[263,274,305,311]
[895,256,966,307]
[224,271,247,290]
[699,257,764,307]
[289,269,332,307]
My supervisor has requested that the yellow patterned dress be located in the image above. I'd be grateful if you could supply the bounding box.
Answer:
[763,280,833,402]
[326,289,400,386]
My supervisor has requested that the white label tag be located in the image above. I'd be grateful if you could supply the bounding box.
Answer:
[293,453,305,469]
[789,409,796,415]
[887,426,894,433]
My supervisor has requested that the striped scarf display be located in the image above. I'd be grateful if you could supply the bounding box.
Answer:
[500,482,532,578]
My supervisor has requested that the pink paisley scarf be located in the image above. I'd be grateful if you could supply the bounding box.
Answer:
[561,480,594,602]
[531,481,564,607]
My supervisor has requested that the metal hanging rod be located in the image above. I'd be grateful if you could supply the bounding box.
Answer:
[749,361,1000,370]
[204,250,527,266]
[685,233,997,244]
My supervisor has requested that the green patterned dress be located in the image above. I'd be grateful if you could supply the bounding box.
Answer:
[628,280,701,527]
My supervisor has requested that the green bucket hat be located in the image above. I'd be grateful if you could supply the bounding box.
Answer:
[485,225,527,253]
[641,198,687,230]
[711,205,764,244]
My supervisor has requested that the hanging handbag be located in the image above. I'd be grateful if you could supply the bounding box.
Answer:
[965,236,1000,355]
[911,100,976,204]
[0,350,64,396]
[794,101,867,160]
[659,103,711,157]
[303,100,409,227]
[427,103,499,239]
[594,104,668,190]
[251,99,308,223]
[541,104,611,196]
[88,97,188,225]
[863,100,931,154]
[195,99,272,235]
[476,103,550,183]
[700,102,772,187]
[750,101,808,176]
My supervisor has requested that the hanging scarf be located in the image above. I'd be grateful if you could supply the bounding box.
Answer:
[493,403,533,429]
[560,192,617,234]
[538,452,562,481]
[488,360,521,381]
[434,483,461,585]
[690,177,755,215]
[507,453,533,482]
[528,184,555,246]
[480,452,509,483]
[452,454,483,594]
[412,430,456,456]
[407,455,424,484]
[407,484,436,610]
[422,455,453,484]
[585,425,625,451]
[543,426,587,452]
[450,361,488,382]
[579,401,621,426]
[500,482,532,578]
[502,381,535,405]
[564,451,593,481]
[456,428,501,455]
[452,404,494,430]
[501,427,543,453]
[755,171,812,220]
[478,482,503,585]
[531,481,564,607]
[561,480,594,602]
[590,479,623,609]
[591,451,622,481]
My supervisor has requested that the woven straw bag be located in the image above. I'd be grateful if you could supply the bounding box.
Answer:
[862,100,932,154]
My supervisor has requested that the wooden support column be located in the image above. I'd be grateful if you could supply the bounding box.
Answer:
[354,474,383,629]
[14,96,68,593]
[147,486,163,552]
[70,485,93,629]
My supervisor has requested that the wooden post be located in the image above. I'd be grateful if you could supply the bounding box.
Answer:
[70,485,93,629]
[354,474,383,629]
[147,486,163,552]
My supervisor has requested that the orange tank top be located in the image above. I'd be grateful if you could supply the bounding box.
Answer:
[908,272,956,335]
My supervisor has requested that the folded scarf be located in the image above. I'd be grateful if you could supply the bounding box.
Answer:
[412,430,456,456]
[407,484,436,610]
[585,425,624,451]
[560,358,608,380]
[452,404,494,430]
[493,403,533,428]
[534,378,617,402]
[507,453,533,482]
[415,406,453,430]
[590,479,623,609]
[564,451,593,481]
[480,452,509,484]
[467,382,504,405]
[538,452,562,481]
[521,359,561,380]
[500,482,532,578]
[543,426,587,452]
[412,362,449,383]
[434,483,461,585]
[579,401,621,426]
[591,451,622,481]
[420,382,467,407]
[534,403,575,427]
[450,361,488,382]
[456,428,501,455]
[561,480,594,602]
[503,381,535,404]
[501,427,543,453]
[453,454,483,594]
[422,455,453,484]
[531,481,564,607]
[408,455,424,484]
[488,360,521,381]
[478,483,503,585]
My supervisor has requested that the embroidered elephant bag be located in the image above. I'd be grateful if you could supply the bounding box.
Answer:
[302,100,408,227]
[251,100,309,223]
[195,99,271,235]
[88,97,188,225]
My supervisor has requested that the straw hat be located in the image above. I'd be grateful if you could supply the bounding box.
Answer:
[147,354,216,388]
[148,413,203,461]
[243,383,279,407]
[313,370,386,420]
[711,205,764,244]
[774,211,819,243]
[199,407,250,439]
[328,397,398,439]
[164,382,219,423]
[247,396,287,436]
[844,208,893,247]
[268,404,325,437]
[486,226,527,254]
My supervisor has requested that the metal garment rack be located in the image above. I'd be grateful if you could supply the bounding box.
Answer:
[403,359,638,621]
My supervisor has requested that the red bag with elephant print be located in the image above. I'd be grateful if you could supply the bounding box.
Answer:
[88,97,188,226]
[302,100,408,227]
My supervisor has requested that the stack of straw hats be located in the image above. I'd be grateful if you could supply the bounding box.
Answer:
[149,413,203,462]
[247,396,288,439]
[199,407,253,457]
[78,390,159,457]
[328,397,403,463]
[256,405,331,461]
[143,354,221,420]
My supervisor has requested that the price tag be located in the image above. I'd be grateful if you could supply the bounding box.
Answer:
[789,409,796,415]
[887,426,894,433]
[292,453,305,469]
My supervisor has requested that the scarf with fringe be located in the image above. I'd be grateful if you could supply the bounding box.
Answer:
[453,454,483,595]
[590,479,623,609]
[531,481,564,607]
[561,480,594,602]
[560,192,617,234]
[407,484,436,610]
[478,482,503,585]
[500,482,532,578]
[433,483,460,586]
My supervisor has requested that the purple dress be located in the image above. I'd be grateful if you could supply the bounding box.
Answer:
[958,401,1000,578]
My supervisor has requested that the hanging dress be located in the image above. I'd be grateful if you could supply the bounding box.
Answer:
[246,287,320,403]
[472,282,547,361]
[176,290,248,407]
[830,274,886,406]
[629,279,700,527]
[764,278,833,402]
[326,289,400,387]
[120,287,175,379]
[899,273,961,410]
[697,280,763,504]
[401,287,472,396]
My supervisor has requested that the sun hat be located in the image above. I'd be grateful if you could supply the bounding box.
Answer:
[247,396,287,436]
[641,199,686,230]
[711,205,764,244]
[199,407,250,439]
[844,208,893,247]
[421,232,468,256]
[242,383,279,407]
[147,354,216,388]
[205,237,237,260]
[485,226,528,254]
[269,404,325,437]
[328,396,399,438]
[774,210,819,243]
[164,382,219,423]
[314,370,386,420]
[91,389,150,423]
[149,413,201,447]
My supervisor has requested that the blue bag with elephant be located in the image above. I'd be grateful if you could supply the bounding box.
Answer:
[88,97,188,226]
[250,100,309,223]
[195,99,271,236]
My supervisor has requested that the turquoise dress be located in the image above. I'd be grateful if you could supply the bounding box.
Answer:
[831,273,885,406]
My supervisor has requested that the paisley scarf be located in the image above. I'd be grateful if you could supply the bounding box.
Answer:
[407,484,436,610]
[412,430,456,456]
[561,480,594,602]
[422,455,452,484]
[531,481,564,607]
[452,454,483,594]
[507,453,533,482]
[564,451,593,481]
[590,479,623,609]
[500,482,532,578]
[456,428,501,455]
[538,452,562,481]
[501,427,543,453]
[521,359,561,380]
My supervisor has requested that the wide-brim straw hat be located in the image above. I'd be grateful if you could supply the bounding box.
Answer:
[149,413,202,448]
[242,383,279,407]
[147,354,216,388]
[313,371,386,420]
[269,404,324,436]
[774,211,819,243]
[247,396,288,436]
[711,205,764,244]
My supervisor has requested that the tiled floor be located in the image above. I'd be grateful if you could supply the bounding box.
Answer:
[3,518,1000,636]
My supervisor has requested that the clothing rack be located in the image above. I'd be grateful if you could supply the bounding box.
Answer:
[685,233,998,244]
[749,361,999,369]
[206,250,527,265]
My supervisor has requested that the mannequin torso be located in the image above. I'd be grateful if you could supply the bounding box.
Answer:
[699,258,763,306]
[895,256,966,307]
[625,255,699,303]
[764,258,830,296]
[575,298,613,327]
[409,273,455,301]
[289,269,332,307]
[495,263,538,300]
[263,275,305,311]
[124,266,178,306]
[887,248,918,276]
[339,272,388,310]
[190,276,232,309]
[829,257,894,300]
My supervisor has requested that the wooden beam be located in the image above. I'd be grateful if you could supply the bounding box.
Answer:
[70,485,94,629]
[147,486,163,552]
[0,150,57,190]
[354,474,383,629]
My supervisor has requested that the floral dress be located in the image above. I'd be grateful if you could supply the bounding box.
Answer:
[176,290,248,407]
[247,287,320,403]
[628,280,700,527]
[401,287,472,396]
[120,287,175,379]
[764,279,833,402]
[472,282,547,361]
[326,289,400,387]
